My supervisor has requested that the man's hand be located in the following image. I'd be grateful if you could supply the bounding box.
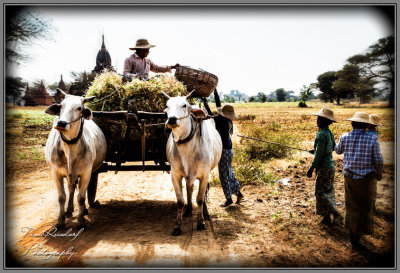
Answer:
[306,168,314,178]
[172,63,180,69]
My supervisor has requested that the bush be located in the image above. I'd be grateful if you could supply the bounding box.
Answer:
[237,114,256,122]
[239,124,300,160]
[232,147,277,185]
[298,101,307,107]
[210,147,276,187]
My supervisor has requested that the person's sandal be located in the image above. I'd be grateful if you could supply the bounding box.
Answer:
[236,193,244,204]
[333,215,344,225]
[320,216,332,226]
[220,198,233,207]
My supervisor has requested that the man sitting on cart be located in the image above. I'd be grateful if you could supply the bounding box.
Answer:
[123,38,180,81]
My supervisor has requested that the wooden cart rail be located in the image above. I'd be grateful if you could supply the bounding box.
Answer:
[91,103,171,173]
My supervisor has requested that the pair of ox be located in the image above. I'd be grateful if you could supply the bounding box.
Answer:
[45,89,222,236]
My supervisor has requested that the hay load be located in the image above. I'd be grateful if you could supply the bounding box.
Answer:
[84,70,192,163]
[86,70,189,112]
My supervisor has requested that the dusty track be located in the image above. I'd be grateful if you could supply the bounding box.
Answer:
[5,140,395,268]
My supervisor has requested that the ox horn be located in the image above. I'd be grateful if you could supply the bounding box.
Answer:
[161,92,170,99]
[83,96,96,103]
[186,89,196,100]
[56,88,68,97]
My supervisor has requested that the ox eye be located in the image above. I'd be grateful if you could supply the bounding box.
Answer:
[182,105,186,108]
[77,107,82,111]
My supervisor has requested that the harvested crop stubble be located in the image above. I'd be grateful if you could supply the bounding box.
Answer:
[85,71,189,112]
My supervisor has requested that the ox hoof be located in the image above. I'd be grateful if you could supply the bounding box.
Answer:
[84,208,89,216]
[197,223,206,230]
[183,210,192,218]
[65,211,73,218]
[172,228,182,236]
[204,214,211,221]
[90,200,101,209]
[55,222,65,229]
[77,222,87,230]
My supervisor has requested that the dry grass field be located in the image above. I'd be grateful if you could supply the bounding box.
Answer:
[5,101,395,267]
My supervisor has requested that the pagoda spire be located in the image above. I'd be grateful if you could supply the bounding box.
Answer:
[58,74,67,91]
[101,34,106,49]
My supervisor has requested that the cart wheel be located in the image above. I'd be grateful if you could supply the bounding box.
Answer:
[87,173,100,208]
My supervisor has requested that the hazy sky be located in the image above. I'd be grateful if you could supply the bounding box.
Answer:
[8,6,393,96]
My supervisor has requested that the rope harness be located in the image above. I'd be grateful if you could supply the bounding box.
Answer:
[59,118,85,144]
[171,113,214,145]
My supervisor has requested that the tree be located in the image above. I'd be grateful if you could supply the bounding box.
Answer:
[332,64,360,104]
[70,71,96,95]
[256,92,267,103]
[298,84,314,107]
[6,76,25,105]
[354,78,377,104]
[347,36,394,107]
[266,92,277,102]
[316,71,337,103]
[274,88,287,102]
[249,96,257,102]
[6,7,55,64]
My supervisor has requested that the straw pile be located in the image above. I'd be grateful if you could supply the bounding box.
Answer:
[85,70,189,112]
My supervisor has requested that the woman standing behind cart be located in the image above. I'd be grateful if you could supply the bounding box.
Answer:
[202,90,244,207]
[307,107,343,226]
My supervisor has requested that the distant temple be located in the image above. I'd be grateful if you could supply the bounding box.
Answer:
[33,80,53,105]
[93,34,112,73]
[22,83,36,106]
[22,81,52,106]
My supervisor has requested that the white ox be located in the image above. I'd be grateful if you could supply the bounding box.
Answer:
[163,92,222,236]
[45,89,106,229]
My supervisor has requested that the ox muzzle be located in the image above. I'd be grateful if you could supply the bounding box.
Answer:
[166,116,179,129]
[55,120,68,131]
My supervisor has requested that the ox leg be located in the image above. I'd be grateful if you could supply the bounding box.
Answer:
[203,183,211,221]
[76,172,91,229]
[54,172,66,229]
[87,172,100,208]
[183,178,193,218]
[65,180,76,218]
[196,175,209,230]
[172,173,184,236]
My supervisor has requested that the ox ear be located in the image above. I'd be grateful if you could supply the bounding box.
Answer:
[83,96,96,104]
[56,88,68,98]
[82,108,92,120]
[45,104,61,116]
[190,108,207,119]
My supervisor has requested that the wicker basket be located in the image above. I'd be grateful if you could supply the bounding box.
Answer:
[174,66,218,97]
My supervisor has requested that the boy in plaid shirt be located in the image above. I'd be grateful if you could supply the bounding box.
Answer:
[335,112,384,249]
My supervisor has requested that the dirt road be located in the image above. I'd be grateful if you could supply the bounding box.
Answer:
[5,143,395,268]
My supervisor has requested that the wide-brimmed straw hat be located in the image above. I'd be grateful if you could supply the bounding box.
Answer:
[345,112,370,124]
[312,107,336,122]
[217,104,237,120]
[129,38,156,50]
[369,113,381,126]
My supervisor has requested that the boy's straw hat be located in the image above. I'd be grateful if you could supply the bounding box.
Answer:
[313,107,336,122]
[345,112,370,124]
[129,39,156,50]
[217,104,237,120]
[369,114,381,126]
